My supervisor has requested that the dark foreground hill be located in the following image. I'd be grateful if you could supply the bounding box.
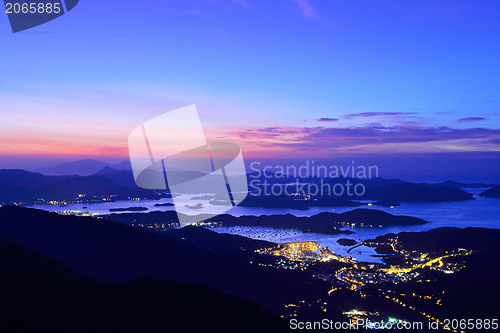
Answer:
[167,225,275,252]
[0,206,332,314]
[368,227,500,321]
[0,236,287,333]
[1,206,499,331]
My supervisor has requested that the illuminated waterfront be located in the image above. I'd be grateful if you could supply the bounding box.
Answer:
[255,238,474,333]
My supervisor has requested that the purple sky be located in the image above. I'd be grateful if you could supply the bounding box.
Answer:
[1,0,499,181]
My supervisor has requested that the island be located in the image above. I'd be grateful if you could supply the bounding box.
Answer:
[371,199,401,207]
[240,194,363,209]
[153,202,175,207]
[336,238,358,246]
[480,186,500,198]
[104,208,429,234]
[109,206,149,212]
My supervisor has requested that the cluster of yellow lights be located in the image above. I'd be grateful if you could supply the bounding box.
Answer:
[381,251,471,275]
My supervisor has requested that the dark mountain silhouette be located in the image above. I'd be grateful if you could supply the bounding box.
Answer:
[0,180,74,203]
[0,236,287,333]
[0,235,91,282]
[431,180,499,188]
[112,160,132,170]
[34,159,131,176]
[339,209,426,226]
[93,167,139,187]
[0,168,478,205]
[34,159,111,176]
[246,172,475,204]
[0,170,162,204]
[58,175,152,198]
[240,194,363,209]
[207,209,428,233]
[0,206,331,313]
[0,169,69,187]
[480,186,500,198]
[94,166,121,174]
[107,210,180,227]
[362,183,474,202]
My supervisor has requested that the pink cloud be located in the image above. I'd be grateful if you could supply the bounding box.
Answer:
[456,117,487,123]
[215,124,500,158]
[343,112,418,119]
[317,118,339,122]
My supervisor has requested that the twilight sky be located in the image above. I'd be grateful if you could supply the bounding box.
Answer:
[1,0,499,180]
